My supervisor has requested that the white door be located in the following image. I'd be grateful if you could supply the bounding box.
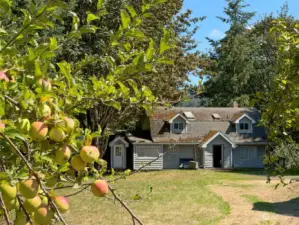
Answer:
[114,145,124,168]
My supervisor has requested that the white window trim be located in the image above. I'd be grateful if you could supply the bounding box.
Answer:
[169,114,189,123]
[173,122,184,130]
[234,114,256,124]
[240,147,249,160]
[238,122,253,134]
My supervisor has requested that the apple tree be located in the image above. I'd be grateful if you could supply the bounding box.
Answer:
[0,0,174,224]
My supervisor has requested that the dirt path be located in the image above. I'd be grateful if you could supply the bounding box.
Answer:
[210,180,299,225]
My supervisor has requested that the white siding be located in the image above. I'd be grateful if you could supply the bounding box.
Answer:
[233,145,265,168]
[133,145,163,170]
[204,135,232,168]
[163,145,197,169]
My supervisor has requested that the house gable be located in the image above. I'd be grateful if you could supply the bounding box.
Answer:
[169,114,189,134]
[109,136,129,147]
[234,114,256,124]
[236,116,254,134]
[202,132,236,148]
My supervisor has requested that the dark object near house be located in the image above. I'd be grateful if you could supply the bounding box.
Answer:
[188,161,199,170]
[179,158,193,169]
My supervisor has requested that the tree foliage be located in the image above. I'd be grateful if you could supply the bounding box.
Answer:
[202,0,296,107]
[258,19,299,178]
[0,0,174,224]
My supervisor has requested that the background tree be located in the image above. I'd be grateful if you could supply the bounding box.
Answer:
[11,0,205,152]
[0,0,174,224]
[201,0,296,107]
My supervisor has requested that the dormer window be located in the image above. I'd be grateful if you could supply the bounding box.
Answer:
[174,122,184,130]
[233,113,256,134]
[168,114,189,134]
[240,123,249,130]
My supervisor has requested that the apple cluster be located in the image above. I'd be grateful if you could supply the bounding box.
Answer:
[0,72,109,224]
[0,179,68,224]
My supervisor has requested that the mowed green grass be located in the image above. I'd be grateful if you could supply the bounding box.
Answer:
[58,170,265,225]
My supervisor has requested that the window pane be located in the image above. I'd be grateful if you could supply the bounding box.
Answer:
[174,123,179,129]
[245,123,249,130]
[115,147,122,156]
[241,148,249,159]
[179,123,184,130]
[240,124,244,130]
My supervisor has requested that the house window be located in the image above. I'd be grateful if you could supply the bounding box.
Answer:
[136,148,159,158]
[240,147,249,160]
[173,122,184,130]
[240,123,249,130]
[115,147,122,156]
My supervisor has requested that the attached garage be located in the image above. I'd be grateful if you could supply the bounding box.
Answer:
[163,145,199,169]
[133,145,163,170]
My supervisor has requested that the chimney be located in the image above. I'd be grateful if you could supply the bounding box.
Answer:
[233,101,238,109]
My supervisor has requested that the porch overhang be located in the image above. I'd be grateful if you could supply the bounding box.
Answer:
[201,132,237,148]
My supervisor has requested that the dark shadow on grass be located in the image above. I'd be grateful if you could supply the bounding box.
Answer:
[253,197,299,217]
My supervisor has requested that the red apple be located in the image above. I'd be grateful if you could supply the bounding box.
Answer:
[80,146,100,163]
[53,196,69,213]
[49,127,66,142]
[34,204,54,225]
[55,145,71,165]
[70,155,86,171]
[0,181,17,200]
[91,180,109,197]
[0,71,9,82]
[37,79,52,92]
[29,122,48,141]
[23,195,42,213]
[64,117,75,133]
[19,179,39,199]
[0,121,5,132]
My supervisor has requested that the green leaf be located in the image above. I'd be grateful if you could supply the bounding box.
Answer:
[153,0,167,4]
[160,28,173,54]
[146,38,155,61]
[79,25,97,34]
[57,61,72,87]
[127,79,139,95]
[35,61,43,79]
[157,58,173,65]
[49,37,57,51]
[0,172,10,181]
[87,13,99,24]
[70,11,80,31]
[0,97,4,116]
[106,101,121,110]
[97,0,104,9]
[0,28,7,35]
[121,9,131,29]
[117,81,130,96]
[126,5,137,18]
[21,9,31,26]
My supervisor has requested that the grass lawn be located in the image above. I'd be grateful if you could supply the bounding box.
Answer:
[58,170,268,225]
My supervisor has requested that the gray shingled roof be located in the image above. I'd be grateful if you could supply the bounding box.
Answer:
[149,107,266,144]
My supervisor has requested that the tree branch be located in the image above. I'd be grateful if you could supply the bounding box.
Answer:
[108,185,143,225]
[16,195,33,225]
[0,133,68,225]
[0,193,11,225]
[65,185,90,198]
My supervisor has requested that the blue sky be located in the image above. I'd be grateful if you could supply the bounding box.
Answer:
[183,0,299,84]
